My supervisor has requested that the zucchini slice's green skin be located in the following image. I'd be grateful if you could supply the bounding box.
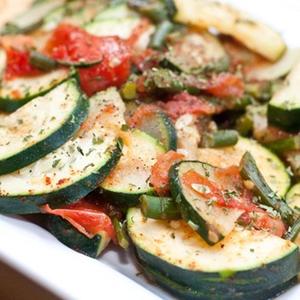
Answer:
[141,262,298,300]
[136,110,177,151]
[140,195,180,220]
[268,62,300,131]
[0,80,88,175]
[48,216,110,258]
[101,130,165,207]
[169,161,244,245]
[0,69,72,112]
[0,141,122,214]
[268,105,300,132]
[265,136,300,154]
[240,152,295,225]
[127,208,299,298]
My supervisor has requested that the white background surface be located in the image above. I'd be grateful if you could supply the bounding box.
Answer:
[0,1,299,299]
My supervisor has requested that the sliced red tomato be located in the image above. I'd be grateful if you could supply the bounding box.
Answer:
[44,23,103,64]
[252,213,286,237]
[150,151,185,196]
[204,73,245,99]
[44,23,131,96]
[4,47,41,80]
[41,199,115,240]
[158,92,218,120]
[127,104,159,127]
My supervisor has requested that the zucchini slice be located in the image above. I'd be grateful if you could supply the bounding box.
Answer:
[127,208,299,297]
[286,184,300,245]
[48,215,110,258]
[0,68,71,112]
[246,48,300,82]
[174,0,286,61]
[0,88,124,214]
[197,137,290,196]
[169,161,244,244]
[162,31,229,74]
[268,61,300,131]
[0,0,63,34]
[142,262,298,300]
[100,129,165,206]
[85,17,141,40]
[134,110,177,151]
[0,79,87,175]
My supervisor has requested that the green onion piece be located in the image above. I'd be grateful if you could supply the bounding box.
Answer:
[240,152,295,225]
[140,195,180,220]
[150,20,174,50]
[202,130,239,148]
[112,217,129,250]
[30,51,58,71]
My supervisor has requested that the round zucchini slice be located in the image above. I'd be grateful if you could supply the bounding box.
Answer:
[142,262,298,300]
[0,88,124,214]
[127,208,299,298]
[48,215,110,258]
[0,79,87,175]
[0,68,71,112]
[100,129,165,206]
[197,137,290,196]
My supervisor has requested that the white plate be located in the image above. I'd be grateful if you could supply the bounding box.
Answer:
[0,1,299,299]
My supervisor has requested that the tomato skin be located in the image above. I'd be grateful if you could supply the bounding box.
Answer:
[205,73,244,99]
[150,151,185,196]
[44,24,131,96]
[4,47,41,80]
[158,92,217,120]
[41,200,115,240]
[78,36,131,96]
[44,23,102,63]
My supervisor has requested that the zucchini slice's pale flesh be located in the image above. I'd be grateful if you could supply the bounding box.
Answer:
[0,88,125,213]
[85,17,140,40]
[100,129,165,206]
[174,0,286,61]
[246,48,300,82]
[0,0,64,34]
[268,61,300,131]
[0,68,71,112]
[48,215,111,258]
[0,79,87,175]
[127,208,299,298]
[197,137,290,196]
[169,161,244,244]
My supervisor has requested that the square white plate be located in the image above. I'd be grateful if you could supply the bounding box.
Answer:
[0,1,299,299]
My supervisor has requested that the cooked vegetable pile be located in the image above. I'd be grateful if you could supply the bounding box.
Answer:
[0,0,299,299]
